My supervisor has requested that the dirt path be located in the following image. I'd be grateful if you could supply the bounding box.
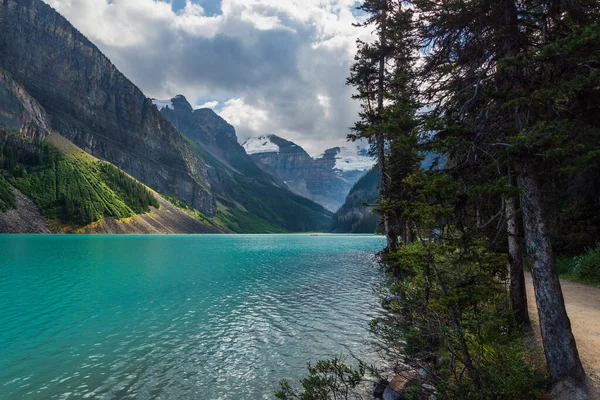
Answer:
[526,273,600,395]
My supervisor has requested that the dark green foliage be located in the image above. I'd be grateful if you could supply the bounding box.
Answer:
[0,174,16,212]
[9,148,130,225]
[380,240,546,400]
[218,173,332,233]
[217,209,286,234]
[2,137,157,226]
[275,358,365,400]
[331,167,379,233]
[557,244,600,286]
[99,163,159,214]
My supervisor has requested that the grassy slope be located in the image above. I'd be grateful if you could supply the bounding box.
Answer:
[9,135,133,225]
[2,133,166,230]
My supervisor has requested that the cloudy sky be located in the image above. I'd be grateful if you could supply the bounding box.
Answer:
[43,0,373,155]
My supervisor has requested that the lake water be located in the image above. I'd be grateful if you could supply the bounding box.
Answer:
[0,234,385,399]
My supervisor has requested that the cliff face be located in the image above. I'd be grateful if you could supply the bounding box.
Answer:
[0,68,50,142]
[158,97,273,180]
[243,135,370,211]
[0,0,216,216]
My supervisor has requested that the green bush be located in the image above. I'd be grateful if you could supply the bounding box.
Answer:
[572,245,600,283]
[275,358,365,400]
[555,255,574,275]
[380,240,546,400]
[556,244,600,284]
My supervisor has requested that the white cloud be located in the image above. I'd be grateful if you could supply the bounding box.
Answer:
[218,98,270,137]
[42,0,375,153]
[317,94,332,117]
[196,100,219,109]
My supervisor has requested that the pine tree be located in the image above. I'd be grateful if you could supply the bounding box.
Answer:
[348,0,419,250]
[413,0,600,386]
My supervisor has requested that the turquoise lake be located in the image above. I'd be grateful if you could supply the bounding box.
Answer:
[0,234,385,399]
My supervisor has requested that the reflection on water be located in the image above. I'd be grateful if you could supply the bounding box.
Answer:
[0,234,385,399]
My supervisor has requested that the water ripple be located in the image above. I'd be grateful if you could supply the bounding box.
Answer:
[0,234,385,399]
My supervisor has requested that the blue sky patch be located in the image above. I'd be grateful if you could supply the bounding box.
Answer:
[169,0,222,16]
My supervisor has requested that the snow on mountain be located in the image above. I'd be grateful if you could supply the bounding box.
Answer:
[242,136,280,155]
[152,98,174,110]
[332,146,374,172]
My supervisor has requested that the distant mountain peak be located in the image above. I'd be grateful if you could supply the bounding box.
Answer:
[316,145,374,172]
[171,94,193,112]
[243,134,370,211]
[152,98,174,110]
[332,146,374,172]
[152,95,193,113]
[242,136,281,155]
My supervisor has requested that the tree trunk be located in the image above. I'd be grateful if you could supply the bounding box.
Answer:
[377,8,396,251]
[505,192,529,326]
[377,133,396,251]
[405,220,414,245]
[517,159,585,383]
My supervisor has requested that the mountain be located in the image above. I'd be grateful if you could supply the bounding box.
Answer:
[155,97,279,181]
[154,96,332,232]
[243,135,373,211]
[0,0,331,233]
[331,167,380,233]
[0,68,215,233]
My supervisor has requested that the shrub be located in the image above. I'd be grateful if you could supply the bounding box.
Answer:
[380,239,546,399]
[275,358,366,400]
[556,244,600,284]
[572,245,600,283]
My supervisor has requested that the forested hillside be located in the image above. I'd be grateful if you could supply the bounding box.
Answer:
[1,134,157,227]
[331,167,379,233]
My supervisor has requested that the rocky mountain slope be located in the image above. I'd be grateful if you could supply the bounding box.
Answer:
[243,135,372,211]
[0,0,331,233]
[154,96,332,233]
[331,167,380,233]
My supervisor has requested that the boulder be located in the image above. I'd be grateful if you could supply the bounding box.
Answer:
[373,378,389,399]
[383,387,405,400]
[382,294,403,310]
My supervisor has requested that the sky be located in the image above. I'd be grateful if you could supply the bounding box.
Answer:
[42,0,373,155]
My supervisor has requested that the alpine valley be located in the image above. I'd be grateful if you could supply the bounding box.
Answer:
[242,135,373,212]
[0,0,377,234]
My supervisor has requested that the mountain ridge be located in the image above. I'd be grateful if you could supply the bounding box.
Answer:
[0,0,331,233]
[155,96,332,232]
[242,134,372,211]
